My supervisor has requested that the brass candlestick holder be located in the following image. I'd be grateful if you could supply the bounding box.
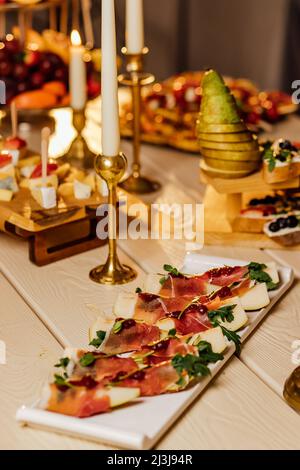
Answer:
[89,152,137,285]
[60,108,96,170]
[118,47,161,194]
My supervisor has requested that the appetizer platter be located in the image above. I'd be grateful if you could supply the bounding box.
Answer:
[0,112,111,264]
[119,70,297,154]
[197,70,300,249]
[16,253,294,449]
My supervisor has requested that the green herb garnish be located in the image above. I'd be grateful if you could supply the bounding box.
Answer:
[212,322,241,356]
[168,328,177,337]
[135,287,142,294]
[113,320,124,334]
[172,354,210,384]
[54,357,70,369]
[89,330,106,348]
[160,264,184,285]
[208,304,236,323]
[79,353,96,367]
[248,262,279,291]
[54,374,72,388]
[197,341,224,364]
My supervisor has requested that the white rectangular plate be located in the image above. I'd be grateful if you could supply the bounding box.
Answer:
[16,253,294,450]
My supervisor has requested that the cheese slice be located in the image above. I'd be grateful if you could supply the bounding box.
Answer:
[26,174,58,190]
[31,187,57,209]
[74,179,92,200]
[0,188,13,201]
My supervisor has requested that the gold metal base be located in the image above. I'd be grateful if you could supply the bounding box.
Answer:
[89,261,137,285]
[119,174,161,194]
[60,108,96,170]
[89,153,137,285]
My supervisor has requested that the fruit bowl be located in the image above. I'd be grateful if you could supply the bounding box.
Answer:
[0,32,101,111]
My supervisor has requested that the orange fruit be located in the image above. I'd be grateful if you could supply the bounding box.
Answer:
[13,90,57,109]
[43,81,66,97]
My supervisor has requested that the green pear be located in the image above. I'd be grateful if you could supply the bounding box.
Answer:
[199,70,243,124]
[200,147,262,161]
[197,121,247,133]
[198,131,255,143]
[199,139,259,152]
[203,157,260,172]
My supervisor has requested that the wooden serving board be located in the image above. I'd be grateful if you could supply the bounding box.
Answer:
[200,169,300,193]
[203,185,300,251]
[0,188,109,265]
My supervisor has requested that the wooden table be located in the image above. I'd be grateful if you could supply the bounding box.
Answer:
[0,108,300,449]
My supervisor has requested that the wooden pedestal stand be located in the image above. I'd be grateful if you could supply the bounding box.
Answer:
[200,169,300,250]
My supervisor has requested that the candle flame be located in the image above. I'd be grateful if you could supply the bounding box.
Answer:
[71,29,82,46]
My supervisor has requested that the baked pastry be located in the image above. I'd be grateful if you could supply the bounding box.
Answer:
[262,139,300,183]
[264,214,300,246]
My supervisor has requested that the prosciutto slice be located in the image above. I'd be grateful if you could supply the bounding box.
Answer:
[159,275,207,298]
[138,337,197,366]
[200,266,248,287]
[134,293,195,325]
[45,383,111,418]
[72,352,138,385]
[101,320,160,355]
[121,361,180,396]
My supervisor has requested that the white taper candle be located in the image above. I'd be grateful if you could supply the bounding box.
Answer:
[70,30,87,110]
[126,0,144,54]
[101,0,120,157]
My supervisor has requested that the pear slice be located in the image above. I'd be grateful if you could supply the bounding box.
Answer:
[197,122,247,134]
[156,317,176,331]
[195,326,227,353]
[200,160,252,179]
[199,139,259,152]
[113,292,137,318]
[264,262,280,285]
[104,387,140,408]
[239,282,270,311]
[217,297,248,331]
[203,157,259,172]
[89,315,114,343]
[201,147,261,161]
[198,131,254,143]
[143,274,162,294]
